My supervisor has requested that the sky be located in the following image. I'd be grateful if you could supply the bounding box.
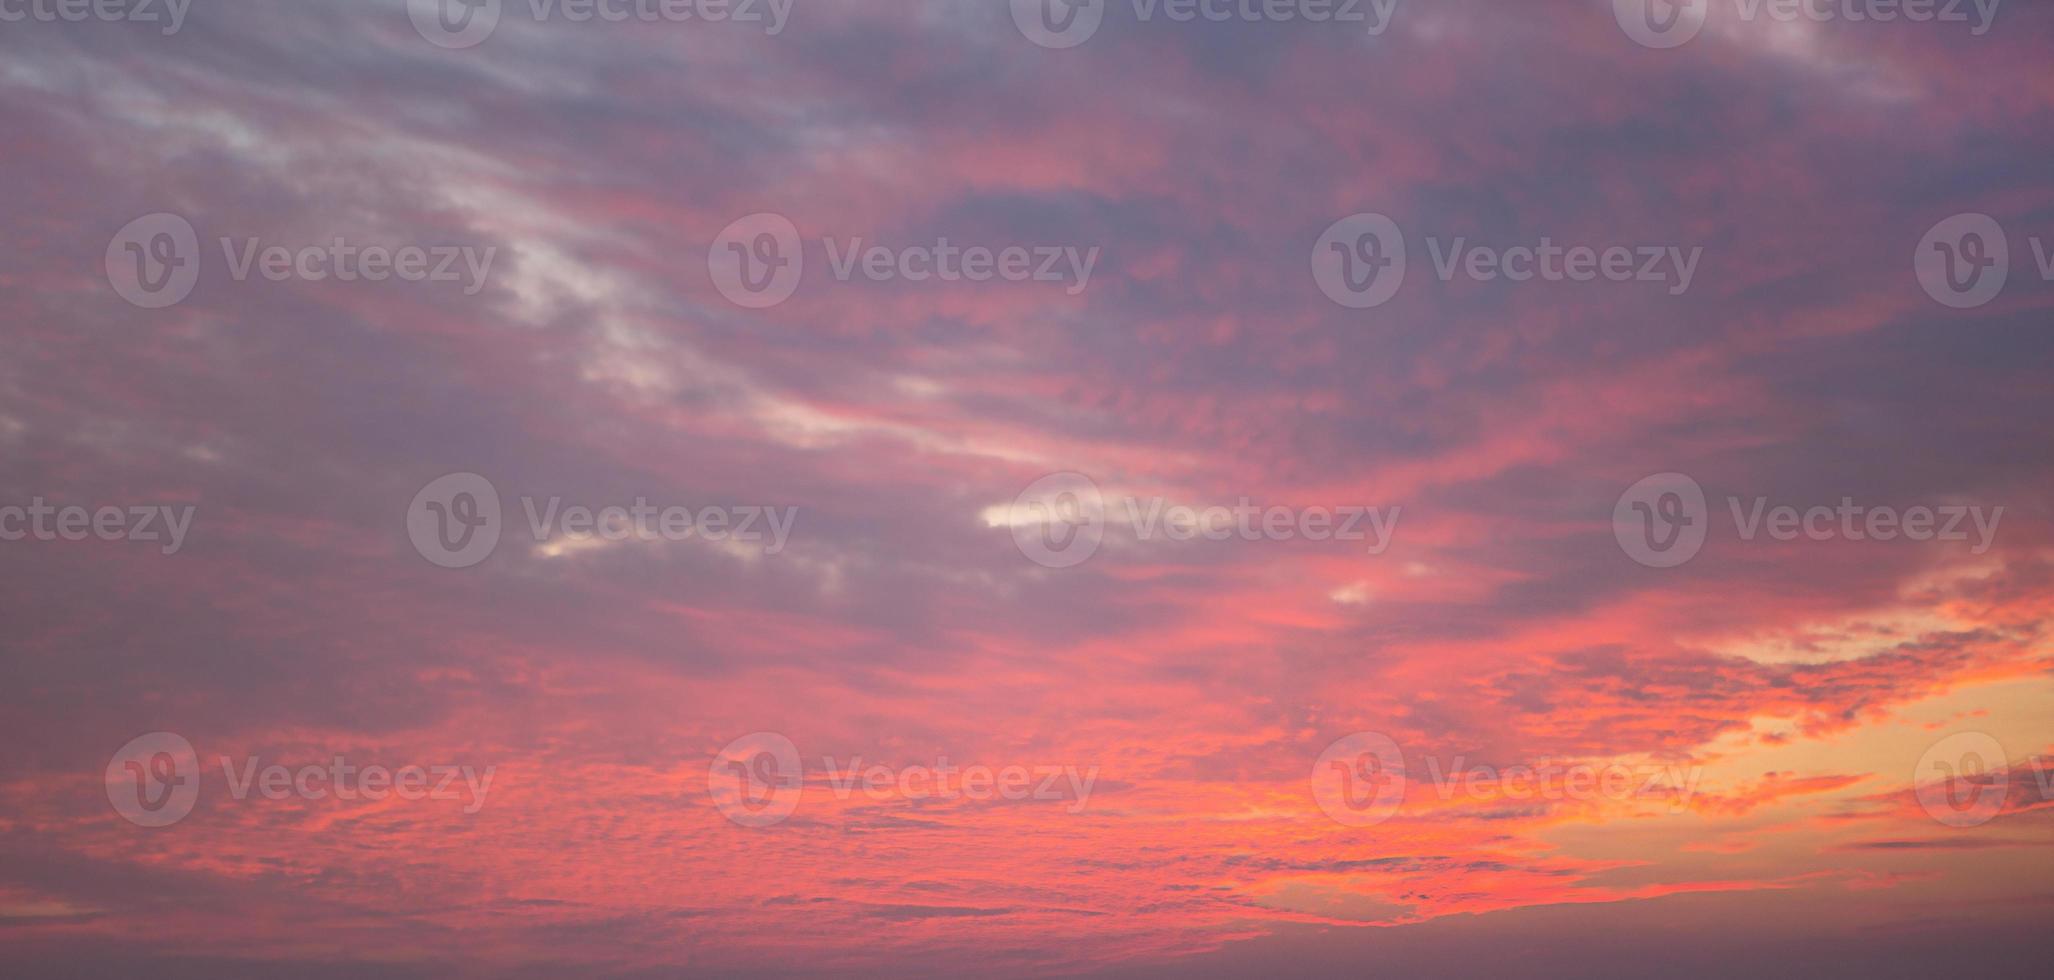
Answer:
[2,0,2053,977]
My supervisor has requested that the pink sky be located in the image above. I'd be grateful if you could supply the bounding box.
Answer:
[2,1,2052,977]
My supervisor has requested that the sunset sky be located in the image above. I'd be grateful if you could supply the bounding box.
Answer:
[3,1,2053,977]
